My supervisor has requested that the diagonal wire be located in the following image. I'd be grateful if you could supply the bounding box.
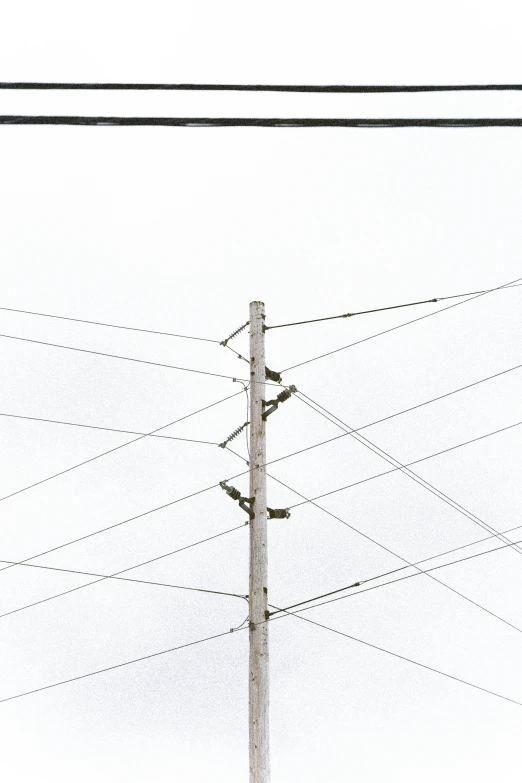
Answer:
[294,391,522,556]
[282,274,522,372]
[0,390,244,505]
[0,305,219,342]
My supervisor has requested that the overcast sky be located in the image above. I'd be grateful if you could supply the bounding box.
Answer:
[1,3,522,781]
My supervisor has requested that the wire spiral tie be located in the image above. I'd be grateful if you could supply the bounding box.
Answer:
[219,421,249,449]
[220,321,249,347]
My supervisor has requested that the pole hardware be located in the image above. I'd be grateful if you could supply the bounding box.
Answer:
[219,480,255,519]
[219,421,249,449]
[265,367,282,383]
[220,321,249,347]
[262,385,297,420]
[267,507,291,519]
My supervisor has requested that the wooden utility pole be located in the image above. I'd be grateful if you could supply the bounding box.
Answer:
[249,301,270,783]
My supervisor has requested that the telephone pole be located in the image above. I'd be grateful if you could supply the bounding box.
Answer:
[249,300,270,783]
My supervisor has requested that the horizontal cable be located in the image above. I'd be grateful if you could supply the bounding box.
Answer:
[0,557,246,600]
[0,305,218,342]
[267,284,522,330]
[270,609,522,708]
[271,534,522,617]
[0,524,247,620]
[2,83,522,92]
[287,418,522,508]
[283,274,522,372]
[0,390,244,505]
[4,117,522,128]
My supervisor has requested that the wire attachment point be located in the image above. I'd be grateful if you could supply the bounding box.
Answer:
[220,481,255,519]
[262,385,297,420]
[267,507,291,519]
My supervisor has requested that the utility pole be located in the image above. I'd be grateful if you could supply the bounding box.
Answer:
[249,300,270,783]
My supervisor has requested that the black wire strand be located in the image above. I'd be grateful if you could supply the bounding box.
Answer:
[3,82,522,92]
[267,284,522,330]
[282,274,522,372]
[0,306,218,342]
[4,116,522,128]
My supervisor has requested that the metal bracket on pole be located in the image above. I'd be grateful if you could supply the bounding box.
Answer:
[219,481,255,519]
[262,385,297,420]
[267,507,291,519]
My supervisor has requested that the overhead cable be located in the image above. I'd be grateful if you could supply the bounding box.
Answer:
[3,116,522,128]
[283,274,522,372]
[267,284,522,330]
[2,82,522,92]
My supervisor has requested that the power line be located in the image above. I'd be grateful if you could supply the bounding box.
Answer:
[0,523,248,620]
[2,82,522,92]
[266,470,522,635]
[270,609,522,708]
[270,534,522,619]
[0,557,247,600]
[4,116,522,128]
[293,391,522,555]
[0,390,244,505]
[267,284,522,330]
[0,305,219,343]
[0,331,267,385]
[282,274,522,372]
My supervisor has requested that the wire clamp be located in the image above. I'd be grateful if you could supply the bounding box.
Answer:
[265,366,282,383]
[219,421,249,449]
[262,385,297,420]
[220,321,249,347]
[267,507,291,519]
[219,481,255,519]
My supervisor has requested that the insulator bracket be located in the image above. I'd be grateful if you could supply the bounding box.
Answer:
[219,481,255,519]
[262,385,297,420]
[219,421,249,449]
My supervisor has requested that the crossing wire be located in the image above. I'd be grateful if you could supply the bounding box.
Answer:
[282,274,522,372]
[266,284,522,330]
[0,389,244,505]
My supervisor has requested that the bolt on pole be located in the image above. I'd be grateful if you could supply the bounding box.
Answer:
[249,301,270,783]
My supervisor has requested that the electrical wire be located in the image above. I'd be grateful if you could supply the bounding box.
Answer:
[0,523,248,620]
[265,470,522,635]
[0,331,278,386]
[0,390,244,505]
[3,82,522,92]
[270,534,522,618]
[0,305,219,342]
[282,274,522,372]
[268,608,522,708]
[267,284,522,330]
[4,116,522,128]
[0,557,247,600]
[293,391,522,556]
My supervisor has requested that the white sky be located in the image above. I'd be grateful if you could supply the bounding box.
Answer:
[0,2,521,781]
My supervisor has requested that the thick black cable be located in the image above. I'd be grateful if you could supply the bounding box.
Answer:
[0,305,218,342]
[294,391,522,556]
[267,284,522,330]
[0,390,244,505]
[2,82,522,92]
[271,535,522,618]
[283,274,522,372]
[3,116,522,128]
[266,470,522,635]
[0,557,246,599]
[269,609,522,708]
